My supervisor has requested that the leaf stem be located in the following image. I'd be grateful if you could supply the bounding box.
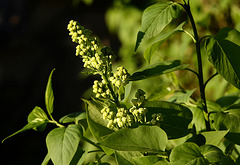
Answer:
[97,153,107,163]
[49,120,65,128]
[203,72,218,89]
[183,4,210,130]
[82,136,103,150]
[185,68,199,77]
[183,30,196,43]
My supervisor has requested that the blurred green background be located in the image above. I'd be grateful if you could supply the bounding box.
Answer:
[1,0,239,164]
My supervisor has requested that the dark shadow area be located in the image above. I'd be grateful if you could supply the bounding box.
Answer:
[0,0,114,164]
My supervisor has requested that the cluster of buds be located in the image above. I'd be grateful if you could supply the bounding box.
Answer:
[67,20,112,74]
[100,107,115,120]
[129,107,148,123]
[92,80,111,99]
[101,107,134,130]
[110,66,130,88]
[68,21,163,130]
[150,113,163,126]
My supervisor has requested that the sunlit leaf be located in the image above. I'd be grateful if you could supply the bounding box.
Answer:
[2,118,47,143]
[46,124,83,165]
[2,106,49,143]
[59,112,86,124]
[100,125,168,152]
[128,60,188,81]
[45,69,55,116]
[201,130,229,146]
[189,106,206,133]
[28,106,49,131]
[144,22,186,64]
[205,27,240,89]
[135,2,184,50]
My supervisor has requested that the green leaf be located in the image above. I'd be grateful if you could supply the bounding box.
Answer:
[216,95,240,108]
[135,2,184,51]
[209,105,240,144]
[115,151,142,165]
[144,22,186,64]
[45,69,55,116]
[128,60,188,81]
[100,125,168,152]
[132,156,165,165]
[205,27,240,89]
[175,89,196,105]
[145,101,192,139]
[170,143,224,165]
[200,145,225,163]
[201,130,229,146]
[59,112,86,124]
[188,106,206,133]
[46,124,83,165]
[28,106,49,122]
[170,142,208,165]
[2,107,49,143]
[28,106,49,131]
[83,99,114,141]
[2,119,47,143]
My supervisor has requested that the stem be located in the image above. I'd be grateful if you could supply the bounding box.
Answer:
[82,136,103,150]
[183,4,210,130]
[101,73,120,107]
[97,153,106,163]
[49,120,65,127]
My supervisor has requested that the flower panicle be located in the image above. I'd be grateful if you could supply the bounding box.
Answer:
[67,20,113,74]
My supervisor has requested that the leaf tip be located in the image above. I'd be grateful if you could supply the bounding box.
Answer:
[135,31,145,52]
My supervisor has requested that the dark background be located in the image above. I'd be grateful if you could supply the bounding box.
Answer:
[0,0,116,164]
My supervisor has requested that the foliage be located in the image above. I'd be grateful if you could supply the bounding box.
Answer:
[3,0,240,164]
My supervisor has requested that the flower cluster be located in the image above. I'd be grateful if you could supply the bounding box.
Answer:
[129,107,148,123]
[99,89,150,130]
[110,66,130,88]
[92,80,111,99]
[68,20,131,101]
[100,107,115,120]
[92,66,130,100]
[67,20,112,73]
[101,107,134,130]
